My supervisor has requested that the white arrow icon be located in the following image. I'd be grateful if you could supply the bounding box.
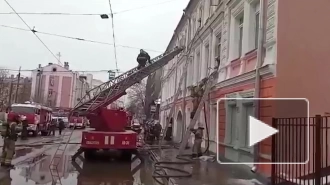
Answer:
[249,116,278,147]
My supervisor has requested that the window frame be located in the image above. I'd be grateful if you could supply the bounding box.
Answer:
[238,16,244,57]
[254,3,260,49]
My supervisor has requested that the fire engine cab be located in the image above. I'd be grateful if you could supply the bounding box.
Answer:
[8,101,52,136]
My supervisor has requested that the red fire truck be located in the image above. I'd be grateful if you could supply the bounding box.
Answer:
[8,101,52,136]
[69,116,86,129]
[81,104,137,160]
[68,47,183,161]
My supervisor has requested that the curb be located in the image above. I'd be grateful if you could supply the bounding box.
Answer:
[149,150,178,185]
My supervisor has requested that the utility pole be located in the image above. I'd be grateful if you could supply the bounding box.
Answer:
[14,66,21,103]
[8,76,14,106]
[37,69,43,103]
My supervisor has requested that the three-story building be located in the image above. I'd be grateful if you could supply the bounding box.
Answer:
[159,0,330,177]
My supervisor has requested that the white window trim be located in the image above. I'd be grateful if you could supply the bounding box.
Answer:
[228,1,244,61]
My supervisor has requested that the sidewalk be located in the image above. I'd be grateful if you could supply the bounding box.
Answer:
[151,147,270,185]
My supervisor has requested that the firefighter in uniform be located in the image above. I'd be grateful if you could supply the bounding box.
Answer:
[0,115,21,168]
[0,171,12,184]
[190,126,204,159]
[21,118,28,140]
[153,121,162,140]
[136,49,151,70]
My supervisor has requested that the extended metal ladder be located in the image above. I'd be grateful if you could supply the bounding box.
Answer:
[74,46,183,113]
[49,47,183,181]
[177,67,219,155]
[49,127,75,185]
[159,59,189,145]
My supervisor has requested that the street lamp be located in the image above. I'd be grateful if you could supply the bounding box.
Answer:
[100,14,109,19]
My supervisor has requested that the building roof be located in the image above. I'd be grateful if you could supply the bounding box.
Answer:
[165,0,195,52]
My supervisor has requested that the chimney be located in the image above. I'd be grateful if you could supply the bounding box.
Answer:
[64,62,69,70]
[38,64,41,68]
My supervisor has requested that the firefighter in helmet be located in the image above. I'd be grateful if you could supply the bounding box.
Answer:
[190,125,204,159]
[137,49,151,70]
[0,114,22,168]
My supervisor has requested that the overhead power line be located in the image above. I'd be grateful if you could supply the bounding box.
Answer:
[2,68,124,73]
[0,24,163,53]
[108,0,119,71]
[3,0,62,65]
[0,0,178,16]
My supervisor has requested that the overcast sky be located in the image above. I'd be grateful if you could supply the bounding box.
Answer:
[0,0,189,81]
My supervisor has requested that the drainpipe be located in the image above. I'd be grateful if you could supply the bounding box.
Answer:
[252,0,266,172]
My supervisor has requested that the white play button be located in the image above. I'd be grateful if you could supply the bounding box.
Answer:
[249,116,278,147]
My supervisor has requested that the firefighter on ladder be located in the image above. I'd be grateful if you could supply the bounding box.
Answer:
[137,49,151,70]
[188,79,207,158]
[190,125,204,159]
[0,114,22,168]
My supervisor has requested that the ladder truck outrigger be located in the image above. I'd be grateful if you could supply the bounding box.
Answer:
[49,46,184,184]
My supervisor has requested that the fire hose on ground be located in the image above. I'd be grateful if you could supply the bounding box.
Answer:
[151,102,211,185]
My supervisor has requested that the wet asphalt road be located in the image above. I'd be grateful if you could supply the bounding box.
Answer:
[0,129,158,185]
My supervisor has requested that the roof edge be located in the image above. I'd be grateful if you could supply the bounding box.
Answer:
[165,0,195,52]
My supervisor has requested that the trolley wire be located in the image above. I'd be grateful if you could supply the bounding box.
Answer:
[107,0,119,72]
[0,24,163,53]
[3,0,62,65]
[0,0,178,16]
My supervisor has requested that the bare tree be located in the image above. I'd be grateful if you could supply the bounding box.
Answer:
[0,69,9,110]
[126,82,146,118]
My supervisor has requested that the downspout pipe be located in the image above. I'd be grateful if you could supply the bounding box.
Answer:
[252,0,266,172]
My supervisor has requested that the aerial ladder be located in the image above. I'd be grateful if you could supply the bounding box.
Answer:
[159,58,219,155]
[48,46,183,185]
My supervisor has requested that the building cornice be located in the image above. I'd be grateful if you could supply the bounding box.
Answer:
[212,64,274,89]
[160,64,275,111]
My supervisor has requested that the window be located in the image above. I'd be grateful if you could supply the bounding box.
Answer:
[192,18,196,36]
[48,89,53,97]
[196,52,201,81]
[238,16,244,57]
[11,106,35,114]
[208,0,212,16]
[49,77,54,86]
[229,105,237,144]
[205,44,210,76]
[198,6,203,27]
[254,3,260,49]
[215,35,222,58]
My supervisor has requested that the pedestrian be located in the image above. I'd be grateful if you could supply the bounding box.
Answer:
[190,125,204,159]
[58,118,65,135]
[0,114,21,168]
[49,119,56,136]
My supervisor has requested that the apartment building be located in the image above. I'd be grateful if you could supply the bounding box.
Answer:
[31,62,91,108]
[160,0,330,177]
